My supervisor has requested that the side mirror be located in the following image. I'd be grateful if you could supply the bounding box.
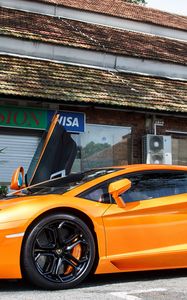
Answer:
[10,167,25,190]
[109,178,131,208]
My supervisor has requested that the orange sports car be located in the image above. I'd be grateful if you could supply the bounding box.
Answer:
[1,115,187,290]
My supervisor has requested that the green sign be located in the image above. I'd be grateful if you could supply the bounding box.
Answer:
[0,106,47,130]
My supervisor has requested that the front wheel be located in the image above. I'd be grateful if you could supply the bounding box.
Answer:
[22,213,96,290]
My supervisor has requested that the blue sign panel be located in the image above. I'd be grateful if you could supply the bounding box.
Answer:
[48,110,85,133]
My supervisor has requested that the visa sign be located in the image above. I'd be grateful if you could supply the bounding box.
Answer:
[48,110,85,133]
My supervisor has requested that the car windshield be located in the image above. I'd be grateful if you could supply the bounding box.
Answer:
[13,168,121,196]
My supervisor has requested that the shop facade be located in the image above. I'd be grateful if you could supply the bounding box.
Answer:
[0,105,132,185]
[1,103,187,186]
[0,0,186,188]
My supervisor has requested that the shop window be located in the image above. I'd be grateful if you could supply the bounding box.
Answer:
[71,134,81,173]
[78,124,132,171]
[172,136,187,166]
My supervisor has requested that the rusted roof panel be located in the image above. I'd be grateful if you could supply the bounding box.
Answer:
[32,0,187,31]
[0,7,187,65]
[0,55,186,113]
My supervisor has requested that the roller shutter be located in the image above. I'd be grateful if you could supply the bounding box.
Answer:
[0,130,41,185]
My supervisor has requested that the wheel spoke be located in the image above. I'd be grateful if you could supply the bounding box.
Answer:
[64,233,80,246]
[66,237,88,251]
[34,251,54,260]
[56,222,82,248]
[65,253,80,265]
[36,227,57,250]
[34,247,53,253]
[66,239,81,251]
[35,253,57,275]
[46,256,58,276]
[56,221,67,246]
[65,253,89,265]
[34,253,41,262]
[52,257,64,276]
[64,257,78,269]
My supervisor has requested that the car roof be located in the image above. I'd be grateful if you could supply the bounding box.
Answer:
[113,164,187,171]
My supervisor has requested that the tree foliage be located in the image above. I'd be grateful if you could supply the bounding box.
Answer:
[126,0,147,5]
[82,141,110,158]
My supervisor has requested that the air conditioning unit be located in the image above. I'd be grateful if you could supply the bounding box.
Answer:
[142,135,172,164]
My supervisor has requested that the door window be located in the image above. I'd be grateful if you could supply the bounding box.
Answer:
[122,171,187,203]
[79,170,187,204]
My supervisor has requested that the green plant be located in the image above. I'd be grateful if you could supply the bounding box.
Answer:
[0,185,8,196]
[0,148,7,196]
[126,0,147,5]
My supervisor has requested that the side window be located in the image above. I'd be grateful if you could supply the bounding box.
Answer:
[170,173,187,195]
[80,182,110,202]
[83,187,105,202]
[79,170,187,203]
[121,171,187,203]
[80,176,122,202]
[121,173,154,203]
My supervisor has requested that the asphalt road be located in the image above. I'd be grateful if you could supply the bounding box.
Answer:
[0,269,187,300]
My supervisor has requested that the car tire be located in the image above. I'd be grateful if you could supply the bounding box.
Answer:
[22,213,96,290]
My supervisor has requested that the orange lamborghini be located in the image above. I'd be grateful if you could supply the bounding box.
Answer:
[1,115,187,290]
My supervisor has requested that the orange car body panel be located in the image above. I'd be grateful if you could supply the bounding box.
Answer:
[100,194,187,272]
[0,195,110,278]
[1,164,187,278]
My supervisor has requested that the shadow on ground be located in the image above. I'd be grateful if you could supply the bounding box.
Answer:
[0,269,186,291]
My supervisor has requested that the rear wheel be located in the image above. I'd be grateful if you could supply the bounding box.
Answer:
[22,213,96,290]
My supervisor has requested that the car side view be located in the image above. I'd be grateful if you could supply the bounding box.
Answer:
[1,114,187,290]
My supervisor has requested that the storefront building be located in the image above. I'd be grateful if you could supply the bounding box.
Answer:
[0,105,133,185]
[0,0,187,186]
[1,103,187,186]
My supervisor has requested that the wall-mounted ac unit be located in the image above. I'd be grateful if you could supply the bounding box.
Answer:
[142,135,172,164]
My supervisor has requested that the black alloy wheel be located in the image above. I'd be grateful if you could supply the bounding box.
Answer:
[22,213,96,290]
